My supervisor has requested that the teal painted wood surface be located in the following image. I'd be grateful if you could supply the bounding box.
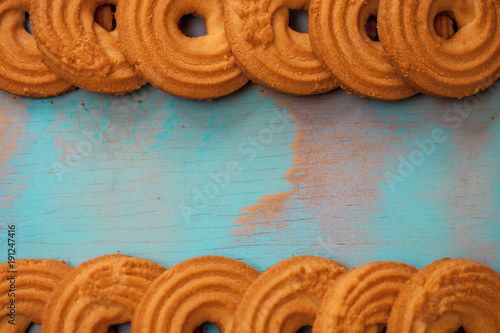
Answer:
[1,83,499,274]
[1,8,498,333]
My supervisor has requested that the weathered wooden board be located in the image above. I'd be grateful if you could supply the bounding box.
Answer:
[1,82,498,274]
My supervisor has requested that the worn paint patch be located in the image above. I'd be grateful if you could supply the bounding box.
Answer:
[231,90,419,268]
[0,86,295,268]
[371,89,500,270]
[0,92,29,214]
[234,89,500,271]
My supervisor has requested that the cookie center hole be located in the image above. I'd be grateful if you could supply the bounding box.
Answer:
[380,326,387,333]
[24,12,33,35]
[289,9,309,33]
[434,11,459,39]
[365,14,379,41]
[179,14,208,37]
[296,326,312,333]
[455,326,466,333]
[107,322,131,333]
[94,4,117,32]
[193,322,219,333]
[27,323,41,332]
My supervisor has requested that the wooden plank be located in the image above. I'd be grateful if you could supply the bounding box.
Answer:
[0,83,499,274]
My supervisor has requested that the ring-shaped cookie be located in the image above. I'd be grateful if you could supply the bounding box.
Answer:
[313,261,417,333]
[0,1,74,98]
[309,0,417,100]
[0,259,73,332]
[117,0,248,100]
[42,254,165,332]
[30,0,146,95]
[378,0,500,98]
[132,256,260,333]
[224,0,338,95]
[388,258,500,332]
[230,256,347,333]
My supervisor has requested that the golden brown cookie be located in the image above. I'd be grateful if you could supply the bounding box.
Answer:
[0,0,74,98]
[117,0,248,100]
[132,256,260,333]
[230,256,347,333]
[388,258,500,332]
[0,259,73,332]
[378,0,500,98]
[313,261,417,333]
[42,254,165,332]
[224,0,338,95]
[309,0,417,100]
[0,314,32,333]
[30,0,146,95]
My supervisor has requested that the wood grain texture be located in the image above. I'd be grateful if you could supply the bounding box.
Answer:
[235,87,500,271]
[0,83,499,274]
